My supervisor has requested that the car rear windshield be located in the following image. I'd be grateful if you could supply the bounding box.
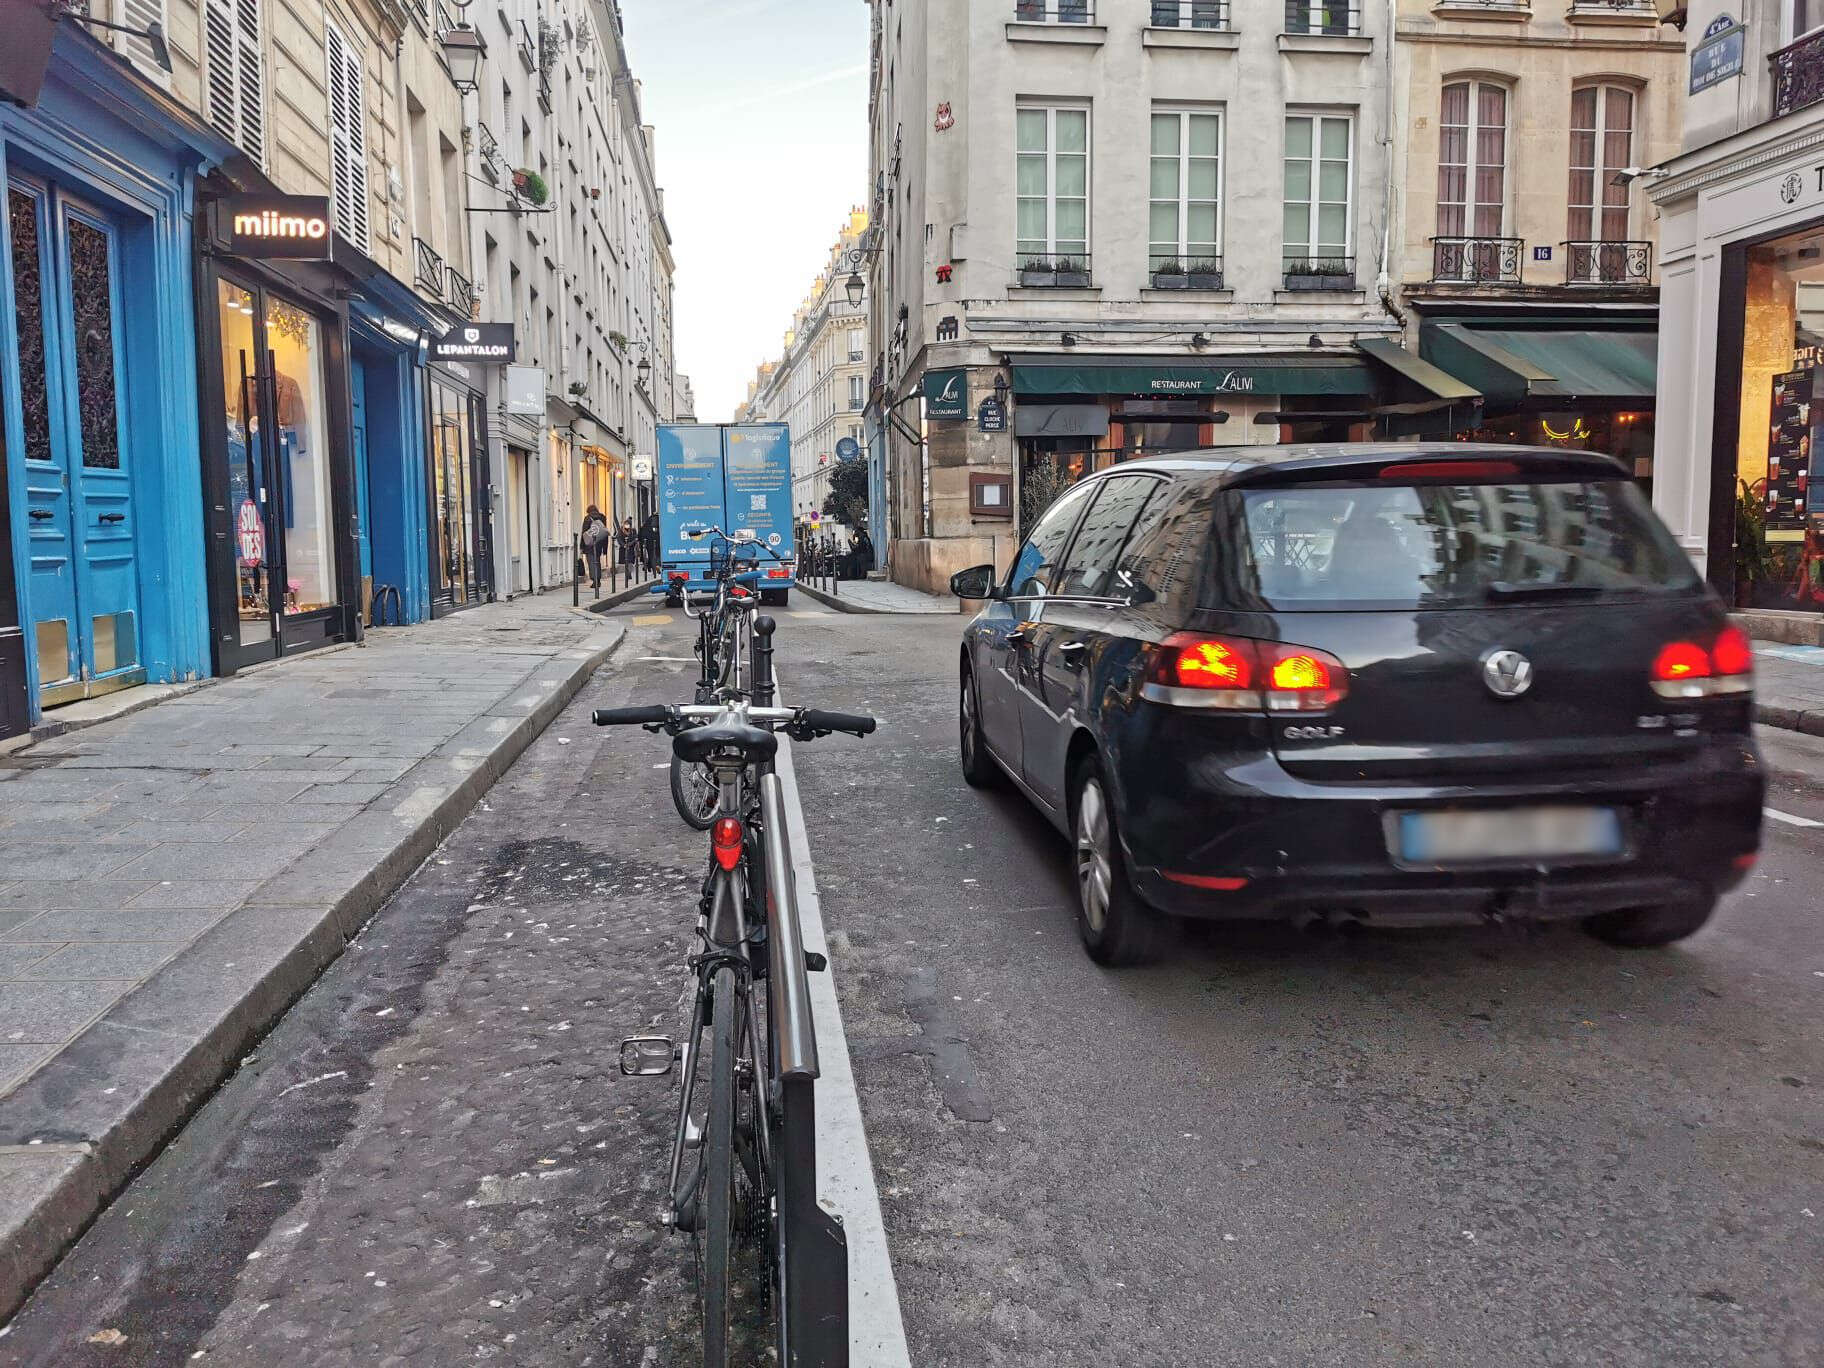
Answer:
[1228,478,1703,610]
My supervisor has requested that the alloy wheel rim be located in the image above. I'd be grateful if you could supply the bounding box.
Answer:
[1076,779,1112,934]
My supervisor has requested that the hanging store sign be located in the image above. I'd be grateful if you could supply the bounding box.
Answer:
[505,365,545,414]
[923,367,968,419]
[222,195,334,260]
[433,322,516,363]
[631,456,653,480]
[1691,16,1745,95]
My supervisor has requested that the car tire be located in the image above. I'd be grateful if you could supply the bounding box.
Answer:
[959,667,999,789]
[1582,896,1718,948]
[1071,759,1166,966]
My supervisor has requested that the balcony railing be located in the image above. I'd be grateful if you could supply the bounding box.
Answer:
[1152,0,1230,26]
[413,236,446,299]
[1562,240,1651,286]
[1014,0,1095,21]
[1284,0,1361,34]
[1016,252,1093,287]
[1432,236,1524,284]
[1772,30,1824,120]
[477,123,504,184]
[517,19,538,72]
[447,268,476,319]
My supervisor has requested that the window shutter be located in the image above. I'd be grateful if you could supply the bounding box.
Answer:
[327,23,370,250]
[206,0,266,168]
[116,0,169,81]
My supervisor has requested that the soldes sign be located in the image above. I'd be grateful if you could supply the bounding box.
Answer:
[223,195,333,260]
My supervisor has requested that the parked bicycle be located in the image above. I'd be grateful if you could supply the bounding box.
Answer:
[671,528,790,830]
[595,616,873,1367]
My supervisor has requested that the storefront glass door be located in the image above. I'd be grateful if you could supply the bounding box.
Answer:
[9,179,142,708]
[430,377,490,608]
[212,276,340,659]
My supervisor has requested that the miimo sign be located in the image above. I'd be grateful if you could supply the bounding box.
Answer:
[223,194,334,260]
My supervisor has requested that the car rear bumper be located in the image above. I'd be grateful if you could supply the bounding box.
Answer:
[1113,725,1764,924]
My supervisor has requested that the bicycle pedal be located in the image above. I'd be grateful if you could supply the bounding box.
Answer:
[804,951,827,972]
[618,1036,677,1076]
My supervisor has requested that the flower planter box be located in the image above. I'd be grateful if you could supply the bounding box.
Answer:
[1284,272,1350,291]
[1187,270,1224,289]
[1055,269,1091,287]
[1151,271,1189,289]
[1020,267,1057,288]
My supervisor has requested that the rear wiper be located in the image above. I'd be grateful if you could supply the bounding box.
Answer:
[1485,580,1604,602]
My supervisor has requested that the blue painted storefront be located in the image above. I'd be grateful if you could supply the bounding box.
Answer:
[0,30,232,735]
[348,269,445,626]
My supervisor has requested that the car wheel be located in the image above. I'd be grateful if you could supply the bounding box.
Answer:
[1072,761,1165,966]
[959,668,999,789]
[1582,896,1718,948]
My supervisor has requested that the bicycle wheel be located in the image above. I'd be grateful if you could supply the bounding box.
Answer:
[698,963,738,1365]
[669,747,719,830]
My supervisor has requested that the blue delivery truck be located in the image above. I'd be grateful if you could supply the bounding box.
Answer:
[655,423,795,606]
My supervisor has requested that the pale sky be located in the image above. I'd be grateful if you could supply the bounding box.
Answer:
[622,0,870,422]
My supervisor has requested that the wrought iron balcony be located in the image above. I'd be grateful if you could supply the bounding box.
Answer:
[477,123,504,184]
[447,268,476,319]
[1432,236,1524,284]
[1563,240,1651,286]
[413,236,446,299]
[1015,0,1095,21]
[1772,30,1824,120]
[1284,0,1361,34]
[1152,0,1230,27]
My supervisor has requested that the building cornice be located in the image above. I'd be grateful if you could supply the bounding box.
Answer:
[1652,117,1824,204]
[1394,20,1681,49]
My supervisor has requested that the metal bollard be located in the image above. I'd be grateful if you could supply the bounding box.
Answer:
[572,533,580,607]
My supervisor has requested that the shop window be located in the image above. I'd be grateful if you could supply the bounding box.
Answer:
[1733,231,1824,608]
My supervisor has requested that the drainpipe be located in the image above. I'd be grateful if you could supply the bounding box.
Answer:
[1375,0,1406,331]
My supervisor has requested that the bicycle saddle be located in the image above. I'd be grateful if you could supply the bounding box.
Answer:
[673,718,777,764]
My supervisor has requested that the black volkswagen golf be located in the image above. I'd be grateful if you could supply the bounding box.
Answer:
[950,444,1764,965]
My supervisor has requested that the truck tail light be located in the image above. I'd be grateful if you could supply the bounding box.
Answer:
[766,567,790,579]
[1143,634,1348,712]
[1651,626,1753,699]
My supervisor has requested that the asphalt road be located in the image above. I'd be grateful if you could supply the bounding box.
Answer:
[3,594,1822,1366]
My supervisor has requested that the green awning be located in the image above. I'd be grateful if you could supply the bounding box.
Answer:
[1009,352,1379,398]
[1423,324,1657,405]
[1354,337,1480,401]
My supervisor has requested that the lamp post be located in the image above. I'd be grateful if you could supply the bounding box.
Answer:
[440,25,486,93]
[845,272,865,307]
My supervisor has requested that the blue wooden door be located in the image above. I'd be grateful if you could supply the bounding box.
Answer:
[8,180,140,706]
[351,358,372,583]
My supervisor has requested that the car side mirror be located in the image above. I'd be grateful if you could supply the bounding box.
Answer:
[950,563,1000,601]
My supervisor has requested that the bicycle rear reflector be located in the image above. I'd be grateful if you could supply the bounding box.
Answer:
[712,817,744,871]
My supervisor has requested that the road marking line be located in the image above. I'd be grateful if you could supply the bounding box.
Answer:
[637,656,696,663]
[1766,807,1824,828]
[774,707,912,1367]
[631,614,671,626]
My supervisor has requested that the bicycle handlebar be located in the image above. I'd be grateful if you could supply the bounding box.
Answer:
[592,702,877,739]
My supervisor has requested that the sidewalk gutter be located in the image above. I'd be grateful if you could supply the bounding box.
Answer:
[796,581,962,616]
[0,624,626,1319]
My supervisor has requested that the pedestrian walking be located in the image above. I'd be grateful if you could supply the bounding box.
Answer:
[850,526,873,579]
[618,517,638,576]
[641,512,660,574]
[580,505,609,593]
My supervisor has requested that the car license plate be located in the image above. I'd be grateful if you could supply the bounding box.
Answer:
[1393,807,1623,866]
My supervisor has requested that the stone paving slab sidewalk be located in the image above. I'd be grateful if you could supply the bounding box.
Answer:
[0,594,623,1315]
[1752,641,1824,735]
[797,577,961,615]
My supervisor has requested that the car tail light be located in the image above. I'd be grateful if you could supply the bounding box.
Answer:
[1652,628,1753,699]
[1144,634,1348,712]
[712,817,743,872]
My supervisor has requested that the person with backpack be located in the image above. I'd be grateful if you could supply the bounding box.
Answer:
[580,505,609,594]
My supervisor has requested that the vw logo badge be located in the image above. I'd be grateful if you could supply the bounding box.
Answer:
[1482,649,1534,699]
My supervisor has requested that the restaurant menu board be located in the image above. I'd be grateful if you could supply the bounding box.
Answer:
[1766,365,1814,540]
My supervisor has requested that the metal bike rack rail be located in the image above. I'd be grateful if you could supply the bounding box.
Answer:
[752,616,849,1366]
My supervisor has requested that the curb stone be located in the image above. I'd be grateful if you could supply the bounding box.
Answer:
[0,625,626,1321]
[796,581,962,616]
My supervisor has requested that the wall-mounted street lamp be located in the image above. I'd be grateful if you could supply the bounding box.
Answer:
[636,352,652,387]
[440,25,487,94]
[845,272,865,307]
[63,10,172,73]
